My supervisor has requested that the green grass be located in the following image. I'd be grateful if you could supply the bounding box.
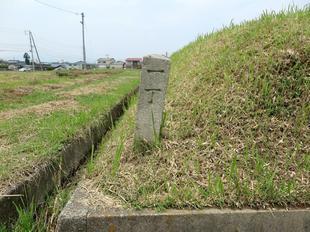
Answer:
[0,225,8,232]
[0,202,36,232]
[84,6,309,210]
[0,69,140,192]
[0,183,75,231]
[13,202,36,232]
[111,139,125,177]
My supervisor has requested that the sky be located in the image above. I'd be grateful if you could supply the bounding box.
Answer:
[0,0,308,63]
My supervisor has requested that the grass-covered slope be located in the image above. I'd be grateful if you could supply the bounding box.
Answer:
[164,8,310,205]
[87,7,309,209]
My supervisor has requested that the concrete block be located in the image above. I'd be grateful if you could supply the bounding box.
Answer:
[56,188,88,232]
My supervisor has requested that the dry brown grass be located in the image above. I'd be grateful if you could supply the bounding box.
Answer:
[41,84,67,91]
[59,84,111,97]
[1,87,34,99]
[79,180,123,209]
[0,100,80,121]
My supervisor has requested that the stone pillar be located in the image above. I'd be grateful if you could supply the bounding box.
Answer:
[135,54,170,143]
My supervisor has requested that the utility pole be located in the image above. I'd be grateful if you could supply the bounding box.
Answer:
[81,12,86,70]
[28,31,35,71]
[33,1,86,69]
[30,32,43,71]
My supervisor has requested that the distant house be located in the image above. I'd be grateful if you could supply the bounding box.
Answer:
[97,58,115,68]
[126,58,142,69]
[110,61,125,69]
[97,58,125,69]
[51,61,93,70]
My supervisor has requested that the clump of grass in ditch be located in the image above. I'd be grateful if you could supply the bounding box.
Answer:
[8,201,36,232]
[0,224,8,232]
[34,187,73,231]
[1,185,74,232]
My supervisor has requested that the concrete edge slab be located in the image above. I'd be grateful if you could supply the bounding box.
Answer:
[57,187,310,232]
[0,87,138,226]
[56,188,88,232]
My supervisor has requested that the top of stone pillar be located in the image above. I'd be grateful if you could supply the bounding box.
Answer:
[143,54,170,61]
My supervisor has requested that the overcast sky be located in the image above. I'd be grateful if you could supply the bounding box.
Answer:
[0,0,308,63]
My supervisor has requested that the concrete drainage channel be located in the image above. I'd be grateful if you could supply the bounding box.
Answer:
[57,187,310,232]
[0,88,137,226]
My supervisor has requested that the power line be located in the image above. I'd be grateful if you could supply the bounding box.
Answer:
[33,0,80,15]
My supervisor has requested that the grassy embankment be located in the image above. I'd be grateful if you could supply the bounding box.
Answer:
[0,69,140,193]
[84,7,309,210]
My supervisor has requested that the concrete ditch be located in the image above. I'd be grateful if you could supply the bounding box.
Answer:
[57,187,310,232]
[0,88,138,226]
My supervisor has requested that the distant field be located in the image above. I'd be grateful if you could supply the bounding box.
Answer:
[0,69,140,193]
[83,7,309,209]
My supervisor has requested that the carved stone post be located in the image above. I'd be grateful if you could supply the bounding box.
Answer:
[135,54,170,143]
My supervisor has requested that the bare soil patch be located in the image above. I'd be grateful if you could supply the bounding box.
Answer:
[2,87,34,98]
[41,84,67,91]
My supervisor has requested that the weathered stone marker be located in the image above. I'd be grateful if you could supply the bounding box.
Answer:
[135,54,170,143]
